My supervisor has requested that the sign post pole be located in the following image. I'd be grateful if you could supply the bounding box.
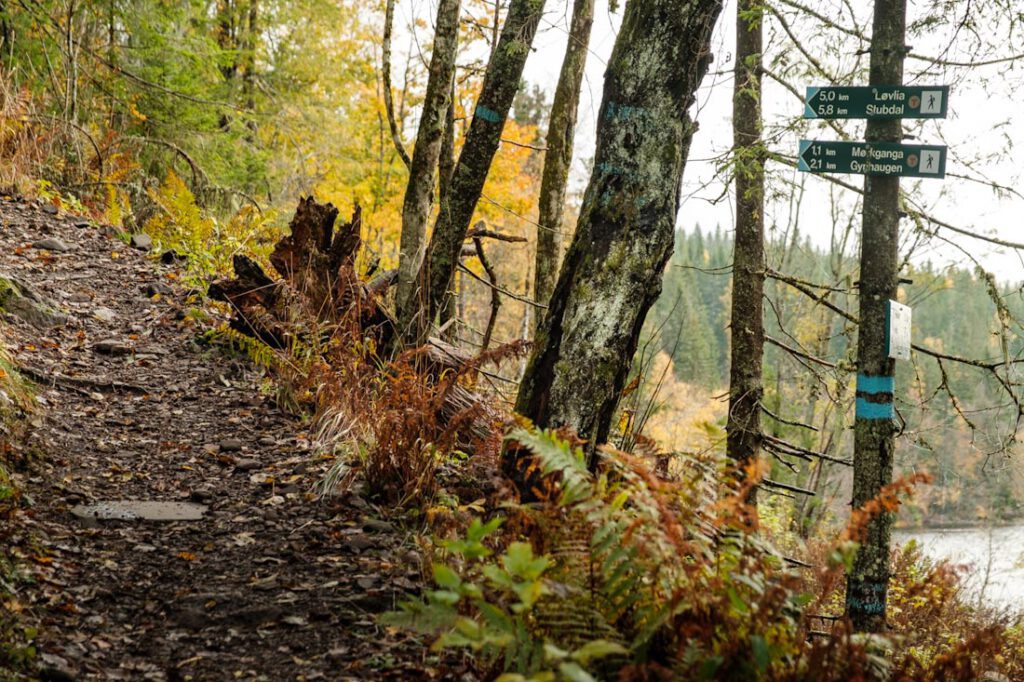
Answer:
[798,8,951,635]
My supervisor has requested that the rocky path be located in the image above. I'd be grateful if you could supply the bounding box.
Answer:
[0,197,448,681]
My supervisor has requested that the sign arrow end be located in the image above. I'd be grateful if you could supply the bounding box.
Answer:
[797,140,813,172]
[804,87,820,119]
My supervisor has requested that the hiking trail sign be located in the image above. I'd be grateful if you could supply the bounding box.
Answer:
[804,85,949,119]
[886,300,912,361]
[797,140,947,178]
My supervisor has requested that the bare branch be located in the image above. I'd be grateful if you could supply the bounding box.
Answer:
[760,478,816,496]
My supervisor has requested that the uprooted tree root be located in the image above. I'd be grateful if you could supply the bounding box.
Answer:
[208,196,524,504]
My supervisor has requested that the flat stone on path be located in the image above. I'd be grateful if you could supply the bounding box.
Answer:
[143,281,173,297]
[93,339,132,355]
[71,501,208,522]
[32,237,73,252]
[130,233,153,251]
[93,306,118,323]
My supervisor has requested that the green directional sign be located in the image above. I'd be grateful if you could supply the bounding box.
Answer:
[798,140,947,178]
[804,85,949,119]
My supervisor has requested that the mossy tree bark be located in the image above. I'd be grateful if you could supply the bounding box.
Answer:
[725,0,765,500]
[512,0,723,471]
[533,0,594,323]
[398,0,546,344]
[846,0,907,633]
[395,0,461,317]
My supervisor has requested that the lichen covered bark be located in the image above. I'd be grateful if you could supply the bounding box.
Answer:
[846,0,907,633]
[514,0,723,466]
[399,0,547,343]
[395,0,461,321]
[533,0,594,321]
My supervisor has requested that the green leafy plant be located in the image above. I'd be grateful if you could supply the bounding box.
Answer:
[143,171,277,283]
[383,517,627,681]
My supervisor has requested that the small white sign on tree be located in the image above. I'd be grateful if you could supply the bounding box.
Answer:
[887,300,912,361]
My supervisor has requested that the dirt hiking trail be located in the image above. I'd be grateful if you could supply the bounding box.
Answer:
[1,196,453,681]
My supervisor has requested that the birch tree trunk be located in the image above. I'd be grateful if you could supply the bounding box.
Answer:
[382,0,411,169]
[533,0,594,322]
[395,0,461,317]
[398,0,546,343]
[512,0,723,470]
[846,0,907,633]
[725,0,765,498]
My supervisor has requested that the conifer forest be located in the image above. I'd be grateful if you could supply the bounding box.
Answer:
[3,0,1024,679]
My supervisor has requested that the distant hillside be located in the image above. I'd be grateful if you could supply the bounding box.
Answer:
[640,226,1024,525]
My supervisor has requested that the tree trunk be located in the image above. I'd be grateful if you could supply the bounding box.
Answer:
[725,0,765,500]
[439,78,458,205]
[242,0,259,140]
[512,0,723,472]
[398,0,547,344]
[437,78,459,339]
[395,0,461,323]
[533,0,594,323]
[382,0,411,169]
[846,0,907,634]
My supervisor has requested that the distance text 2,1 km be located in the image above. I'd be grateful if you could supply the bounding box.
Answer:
[797,140,947,179]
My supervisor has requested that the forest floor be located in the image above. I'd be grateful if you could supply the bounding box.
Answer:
[0,196,460,681]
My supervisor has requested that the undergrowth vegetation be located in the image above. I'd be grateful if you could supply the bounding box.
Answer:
[142,171,279,283]
[381,428,1024,681]
[2,2,1022,680]
[310,331,522,507]
[1,68,278,290]
[0,327,38,677]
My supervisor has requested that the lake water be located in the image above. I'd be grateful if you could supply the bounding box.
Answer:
[894,524,1024,613]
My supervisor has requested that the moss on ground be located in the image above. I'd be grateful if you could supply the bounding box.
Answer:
[0,325,37,677]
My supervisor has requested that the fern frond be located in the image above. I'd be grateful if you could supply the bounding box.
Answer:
[505,427,592,506]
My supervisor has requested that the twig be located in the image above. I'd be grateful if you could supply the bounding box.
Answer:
[758,485,796,499]
[466,228,528,243]
[760,478,816,496]
[761,404,820,432]
[121,136,207,187]
[457,263,547,309]
[26,114,105,178]
[766,335,837,369]
[500,137,546,152]
[764,434,852,467]
[783,555,813,568]
[473,237,501,352]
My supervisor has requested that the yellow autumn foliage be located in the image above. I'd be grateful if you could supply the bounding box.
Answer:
[640,351,727,454]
